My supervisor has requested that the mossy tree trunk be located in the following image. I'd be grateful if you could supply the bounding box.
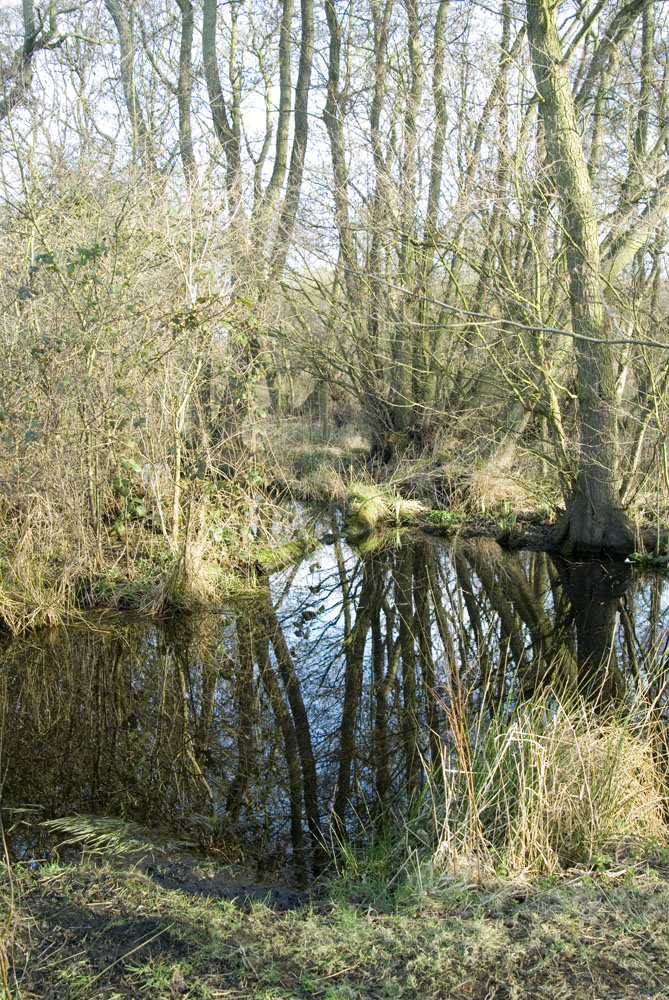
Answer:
[526,0,634,554]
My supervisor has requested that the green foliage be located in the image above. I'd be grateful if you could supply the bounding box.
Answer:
[590,852,614,873]
[92,568,151,605]
[497,502,518,533]
[629,551,668,568]
[425,509,464,527]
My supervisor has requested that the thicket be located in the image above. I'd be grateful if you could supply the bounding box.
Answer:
[0,0,668,629]
[0,176,293,629]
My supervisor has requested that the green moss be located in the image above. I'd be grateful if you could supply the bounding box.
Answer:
[345,485,426,535]
[255,533,319,575]
[346,486,393,532]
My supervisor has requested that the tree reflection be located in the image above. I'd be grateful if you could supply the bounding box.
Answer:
[1,537,666,868]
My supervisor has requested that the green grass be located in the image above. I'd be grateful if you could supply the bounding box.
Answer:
[425,509,465,527]
[3,852,669,999]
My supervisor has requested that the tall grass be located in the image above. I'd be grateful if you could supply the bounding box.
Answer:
[0,492,84,633]
[427,681,669,878]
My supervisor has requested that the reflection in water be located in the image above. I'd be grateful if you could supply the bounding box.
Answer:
[1,536,668,871]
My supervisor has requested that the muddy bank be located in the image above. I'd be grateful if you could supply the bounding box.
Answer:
[143,855,309,912]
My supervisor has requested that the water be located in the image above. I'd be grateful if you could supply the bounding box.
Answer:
[2,533,668,873]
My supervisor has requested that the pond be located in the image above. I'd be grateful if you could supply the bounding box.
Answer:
[2,527,668,879]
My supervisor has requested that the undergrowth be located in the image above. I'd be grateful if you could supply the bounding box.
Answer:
[0,486,311,634]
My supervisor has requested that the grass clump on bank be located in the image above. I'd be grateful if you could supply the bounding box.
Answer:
[345,483,427,534]
[422,687,669,880]
[0,485,314,634]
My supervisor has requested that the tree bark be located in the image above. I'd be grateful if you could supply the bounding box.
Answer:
[104,0,156,172]
[0,1,59,122]
[202,0,244,215]
[527,0,634,554]
[323,0,358,299]
[269,0,314,280]
[175,0,196,182]
[253,0,294,242]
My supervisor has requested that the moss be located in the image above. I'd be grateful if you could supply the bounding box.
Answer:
[346,486,392,532]
[255,533,319,575]
[345,485,427,535]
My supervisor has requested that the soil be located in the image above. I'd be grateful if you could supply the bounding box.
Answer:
[419,515,558,550]
[142,855,309,912]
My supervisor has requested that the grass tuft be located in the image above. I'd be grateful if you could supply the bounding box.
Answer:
[429,688,669,879]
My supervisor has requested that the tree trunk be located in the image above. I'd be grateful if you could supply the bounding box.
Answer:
[202,0,244,217]
[269,0,314,280]
[526,0,634,554]
[104,0,156,172]
[0,0,58,122]
[175,0,196,182]
[253,0,293,242]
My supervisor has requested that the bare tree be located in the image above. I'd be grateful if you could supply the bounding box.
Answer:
[0,0,64,122]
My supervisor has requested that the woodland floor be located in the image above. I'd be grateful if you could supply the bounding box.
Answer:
[3,849,669,999]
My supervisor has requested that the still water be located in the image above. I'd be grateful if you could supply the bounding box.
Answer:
[2,532,668,872]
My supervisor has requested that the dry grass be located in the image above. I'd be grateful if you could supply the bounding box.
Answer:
[263,417,370,499]
[0,481,306,632]
[467,468,554,516]
[431,690,669,879]
[296,462,353,501]
[0,493,86,633]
